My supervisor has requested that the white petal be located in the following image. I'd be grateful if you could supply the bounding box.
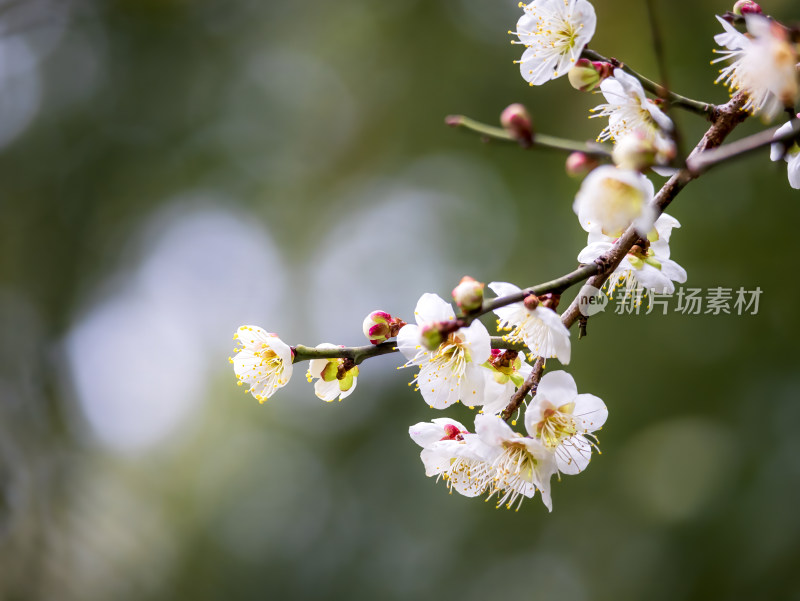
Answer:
[474,413,515,446]
[555,435,593,475]
[396,324,422,361]
[414,293,454,324]
[536,370,578,407]
[788,155,800,189]
[572,393,608,432]
[770,121,794,161]
[462,362,488,406]
[314,378,340,402]
[577,240,613,263]
[488,281,522,298]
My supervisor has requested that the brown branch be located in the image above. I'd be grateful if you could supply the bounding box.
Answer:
[560,92,749,330]
[501,357,545,421]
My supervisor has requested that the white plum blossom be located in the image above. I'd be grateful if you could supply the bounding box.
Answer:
[512,0,597,86]
[488,281,571,365]
[577,212,688,296]
[482,349,534,415]
[712,14,800,121]
[409,418,491,497]
[474,414,558,511]
[573,165,657,237]
[524,370,607,475]
[305,343,359,402]
[770,118,800,190]
[397,293,491,409]
[590,69,674,146]
[230,325,293,403]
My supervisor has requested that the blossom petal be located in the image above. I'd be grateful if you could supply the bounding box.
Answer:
[555,435,593,475]
[572,393,608,432]
[396,324,422,361]
[414,293,455,324]
[536,370,578,407]
[462,319,491,365]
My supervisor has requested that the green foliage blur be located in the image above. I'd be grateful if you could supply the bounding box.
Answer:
[1,0,799,599]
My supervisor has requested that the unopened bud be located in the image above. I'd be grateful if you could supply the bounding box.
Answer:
[612,133,658,171]
[733,0,762,15]
[452,276,485,313]
[568,58,613,92]
[362,311,406,345]
[565,152,599,178]
[500,103,534,147]
[540,293,561,310]
[523,294,540,311]
[420,324,444,351]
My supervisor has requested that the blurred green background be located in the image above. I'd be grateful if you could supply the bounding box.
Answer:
[1,0,799,599]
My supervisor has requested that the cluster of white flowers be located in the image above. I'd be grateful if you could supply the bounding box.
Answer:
[229,0,798,515]
[409,371,606,511]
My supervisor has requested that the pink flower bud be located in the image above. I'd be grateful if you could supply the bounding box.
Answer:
[565,152,599,178]
[733,0,762,15]
[362,311,407,345]
[500,103,534,147]
[568,59,613,92]
[451,276,485,313]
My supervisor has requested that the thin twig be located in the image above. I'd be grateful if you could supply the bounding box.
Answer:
[445,114,613,158]
[500,357,544,421]
[581,48,715,119]
[292,337,527,366]
[686,119,800,175]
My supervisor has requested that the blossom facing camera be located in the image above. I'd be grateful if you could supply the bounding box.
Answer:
[230,325,294,403]
[573,165,657,237]
[452,276,485,313]
[770,118,800,189]
[525,370,607,475]
[397,293,491,409]
[306,343,359,402]
[474,414,558,511]
[512,0,597,86]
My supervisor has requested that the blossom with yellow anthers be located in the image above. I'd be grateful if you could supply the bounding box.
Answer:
[397,293,492,410]
[510,0,597,86]
[712,14,799,121]
[577,212,687,297]
[525,370,607,476]
[230,325,293,403]
[488,281,572,365]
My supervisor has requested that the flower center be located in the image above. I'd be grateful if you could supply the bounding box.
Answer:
[535,403,578,448]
